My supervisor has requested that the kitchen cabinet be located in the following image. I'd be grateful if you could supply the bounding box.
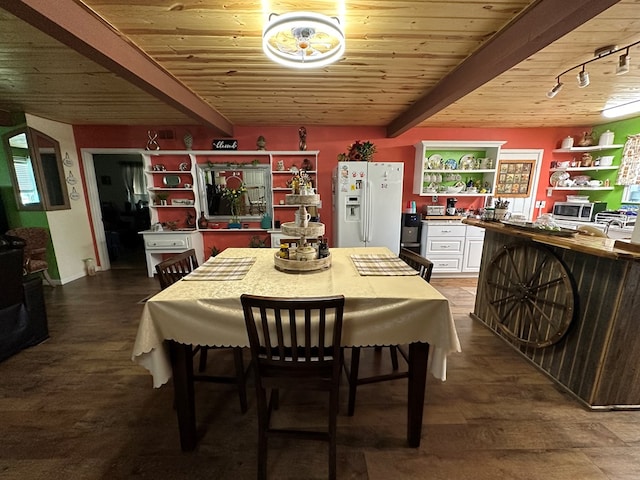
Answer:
[420,220,484,276]
[413,140,505,197]
[140,230,204,277]
[462,226,485,273]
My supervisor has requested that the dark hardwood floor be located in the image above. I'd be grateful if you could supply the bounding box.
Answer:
[1,267,639,479]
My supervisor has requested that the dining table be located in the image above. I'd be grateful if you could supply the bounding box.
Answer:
[132,246,461,450]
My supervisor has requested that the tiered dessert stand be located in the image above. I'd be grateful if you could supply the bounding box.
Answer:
[273,193,331,273]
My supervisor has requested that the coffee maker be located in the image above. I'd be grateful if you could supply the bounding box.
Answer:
[446,197,458,216]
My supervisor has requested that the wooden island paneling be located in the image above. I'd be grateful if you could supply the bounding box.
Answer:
[465,218,640,409]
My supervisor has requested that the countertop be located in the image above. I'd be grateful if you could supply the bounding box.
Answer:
[463,218,640,260]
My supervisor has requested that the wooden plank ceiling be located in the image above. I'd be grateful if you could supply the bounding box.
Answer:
[0,0,639,137]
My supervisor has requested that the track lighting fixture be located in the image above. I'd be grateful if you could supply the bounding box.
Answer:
[546,77,563,98]
[577,66,590,88]
[546,40,639,98]
[616,49,630,75]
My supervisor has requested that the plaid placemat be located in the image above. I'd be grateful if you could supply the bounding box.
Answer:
[183,257,256,281]
[350,254,419,276]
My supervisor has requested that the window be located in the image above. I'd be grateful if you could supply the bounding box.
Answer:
[2,127,69,211]
[622,185,640,203]
[12,154,40,205]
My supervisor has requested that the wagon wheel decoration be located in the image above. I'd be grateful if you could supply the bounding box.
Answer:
[484,242,575,348]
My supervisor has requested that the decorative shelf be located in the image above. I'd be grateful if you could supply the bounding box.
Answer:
[198,228,268,232]
[151,204,197,208]
[552,145,623,153]
[421,193,494,197]
[421,168,496,174]
[549,166,619,172]
[547,187,615,191]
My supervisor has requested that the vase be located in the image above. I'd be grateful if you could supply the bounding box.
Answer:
[198,211,208,229]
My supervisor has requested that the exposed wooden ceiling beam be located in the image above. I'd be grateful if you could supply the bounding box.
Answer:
[0,110,12,126]
[386,0,623,138]
[0,0,233,136]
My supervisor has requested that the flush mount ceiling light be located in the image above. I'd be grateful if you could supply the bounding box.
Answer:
[262,11,345,69]
[602,99,640,118]
[546,40,640,98]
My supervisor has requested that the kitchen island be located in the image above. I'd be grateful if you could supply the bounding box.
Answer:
[464,218,640,409]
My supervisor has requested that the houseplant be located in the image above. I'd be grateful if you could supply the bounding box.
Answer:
[345,140,377,162]
[221,183,247,228]
[155,192,170,205]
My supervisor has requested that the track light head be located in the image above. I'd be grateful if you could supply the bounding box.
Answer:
[546,79,563,98]
[616,50,630,75]
[577,67,590,88]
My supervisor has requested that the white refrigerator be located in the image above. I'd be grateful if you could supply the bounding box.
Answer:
[332,162,404,254]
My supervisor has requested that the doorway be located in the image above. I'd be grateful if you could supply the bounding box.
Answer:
[497,149,544,221]
[81,149,150,271]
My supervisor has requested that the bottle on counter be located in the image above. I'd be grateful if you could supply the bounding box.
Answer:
[319,238,329,258]
[198,211,208,229]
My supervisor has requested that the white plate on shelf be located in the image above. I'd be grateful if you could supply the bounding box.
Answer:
[460,154,476,169]
[427,154,443,169]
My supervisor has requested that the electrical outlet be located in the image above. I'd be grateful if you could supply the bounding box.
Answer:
[540,200,546,208]
[432,196,438,203]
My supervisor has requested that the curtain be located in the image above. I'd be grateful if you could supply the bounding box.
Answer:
[616,134,640,185]
[120,161,146,204]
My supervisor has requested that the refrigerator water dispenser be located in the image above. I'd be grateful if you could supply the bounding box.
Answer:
[346,196,361,221]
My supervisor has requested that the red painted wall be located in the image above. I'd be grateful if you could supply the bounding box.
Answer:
[73,124,588,254]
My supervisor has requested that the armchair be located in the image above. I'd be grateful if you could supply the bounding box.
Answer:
[6,227,55,286]
[0,234,49,362]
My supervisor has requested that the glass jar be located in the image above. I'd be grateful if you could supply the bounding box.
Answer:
[83,258,96,276]
[279,243,289,259]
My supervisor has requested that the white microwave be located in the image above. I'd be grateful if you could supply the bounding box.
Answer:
[552,202,607,222]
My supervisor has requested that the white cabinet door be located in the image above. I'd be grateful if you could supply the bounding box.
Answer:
[462,237,485,272]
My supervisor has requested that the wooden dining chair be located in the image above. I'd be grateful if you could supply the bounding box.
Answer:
[345,248,434,416]
[241,294,345,480]
[156,249,248,413]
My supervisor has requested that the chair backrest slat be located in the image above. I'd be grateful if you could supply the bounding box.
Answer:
[399,248,434,282]
[155,249,198,290]
[241,295,345,368]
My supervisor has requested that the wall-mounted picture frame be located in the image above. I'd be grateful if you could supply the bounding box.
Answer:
[495,159,534,197]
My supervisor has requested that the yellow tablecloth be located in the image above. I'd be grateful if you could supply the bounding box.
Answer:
[132,247,461,387]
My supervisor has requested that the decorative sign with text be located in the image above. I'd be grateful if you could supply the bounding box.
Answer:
[212,139,238,150]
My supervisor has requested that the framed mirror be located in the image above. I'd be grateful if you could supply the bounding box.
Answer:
[197,163,271,221]
[2,127,70,210]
